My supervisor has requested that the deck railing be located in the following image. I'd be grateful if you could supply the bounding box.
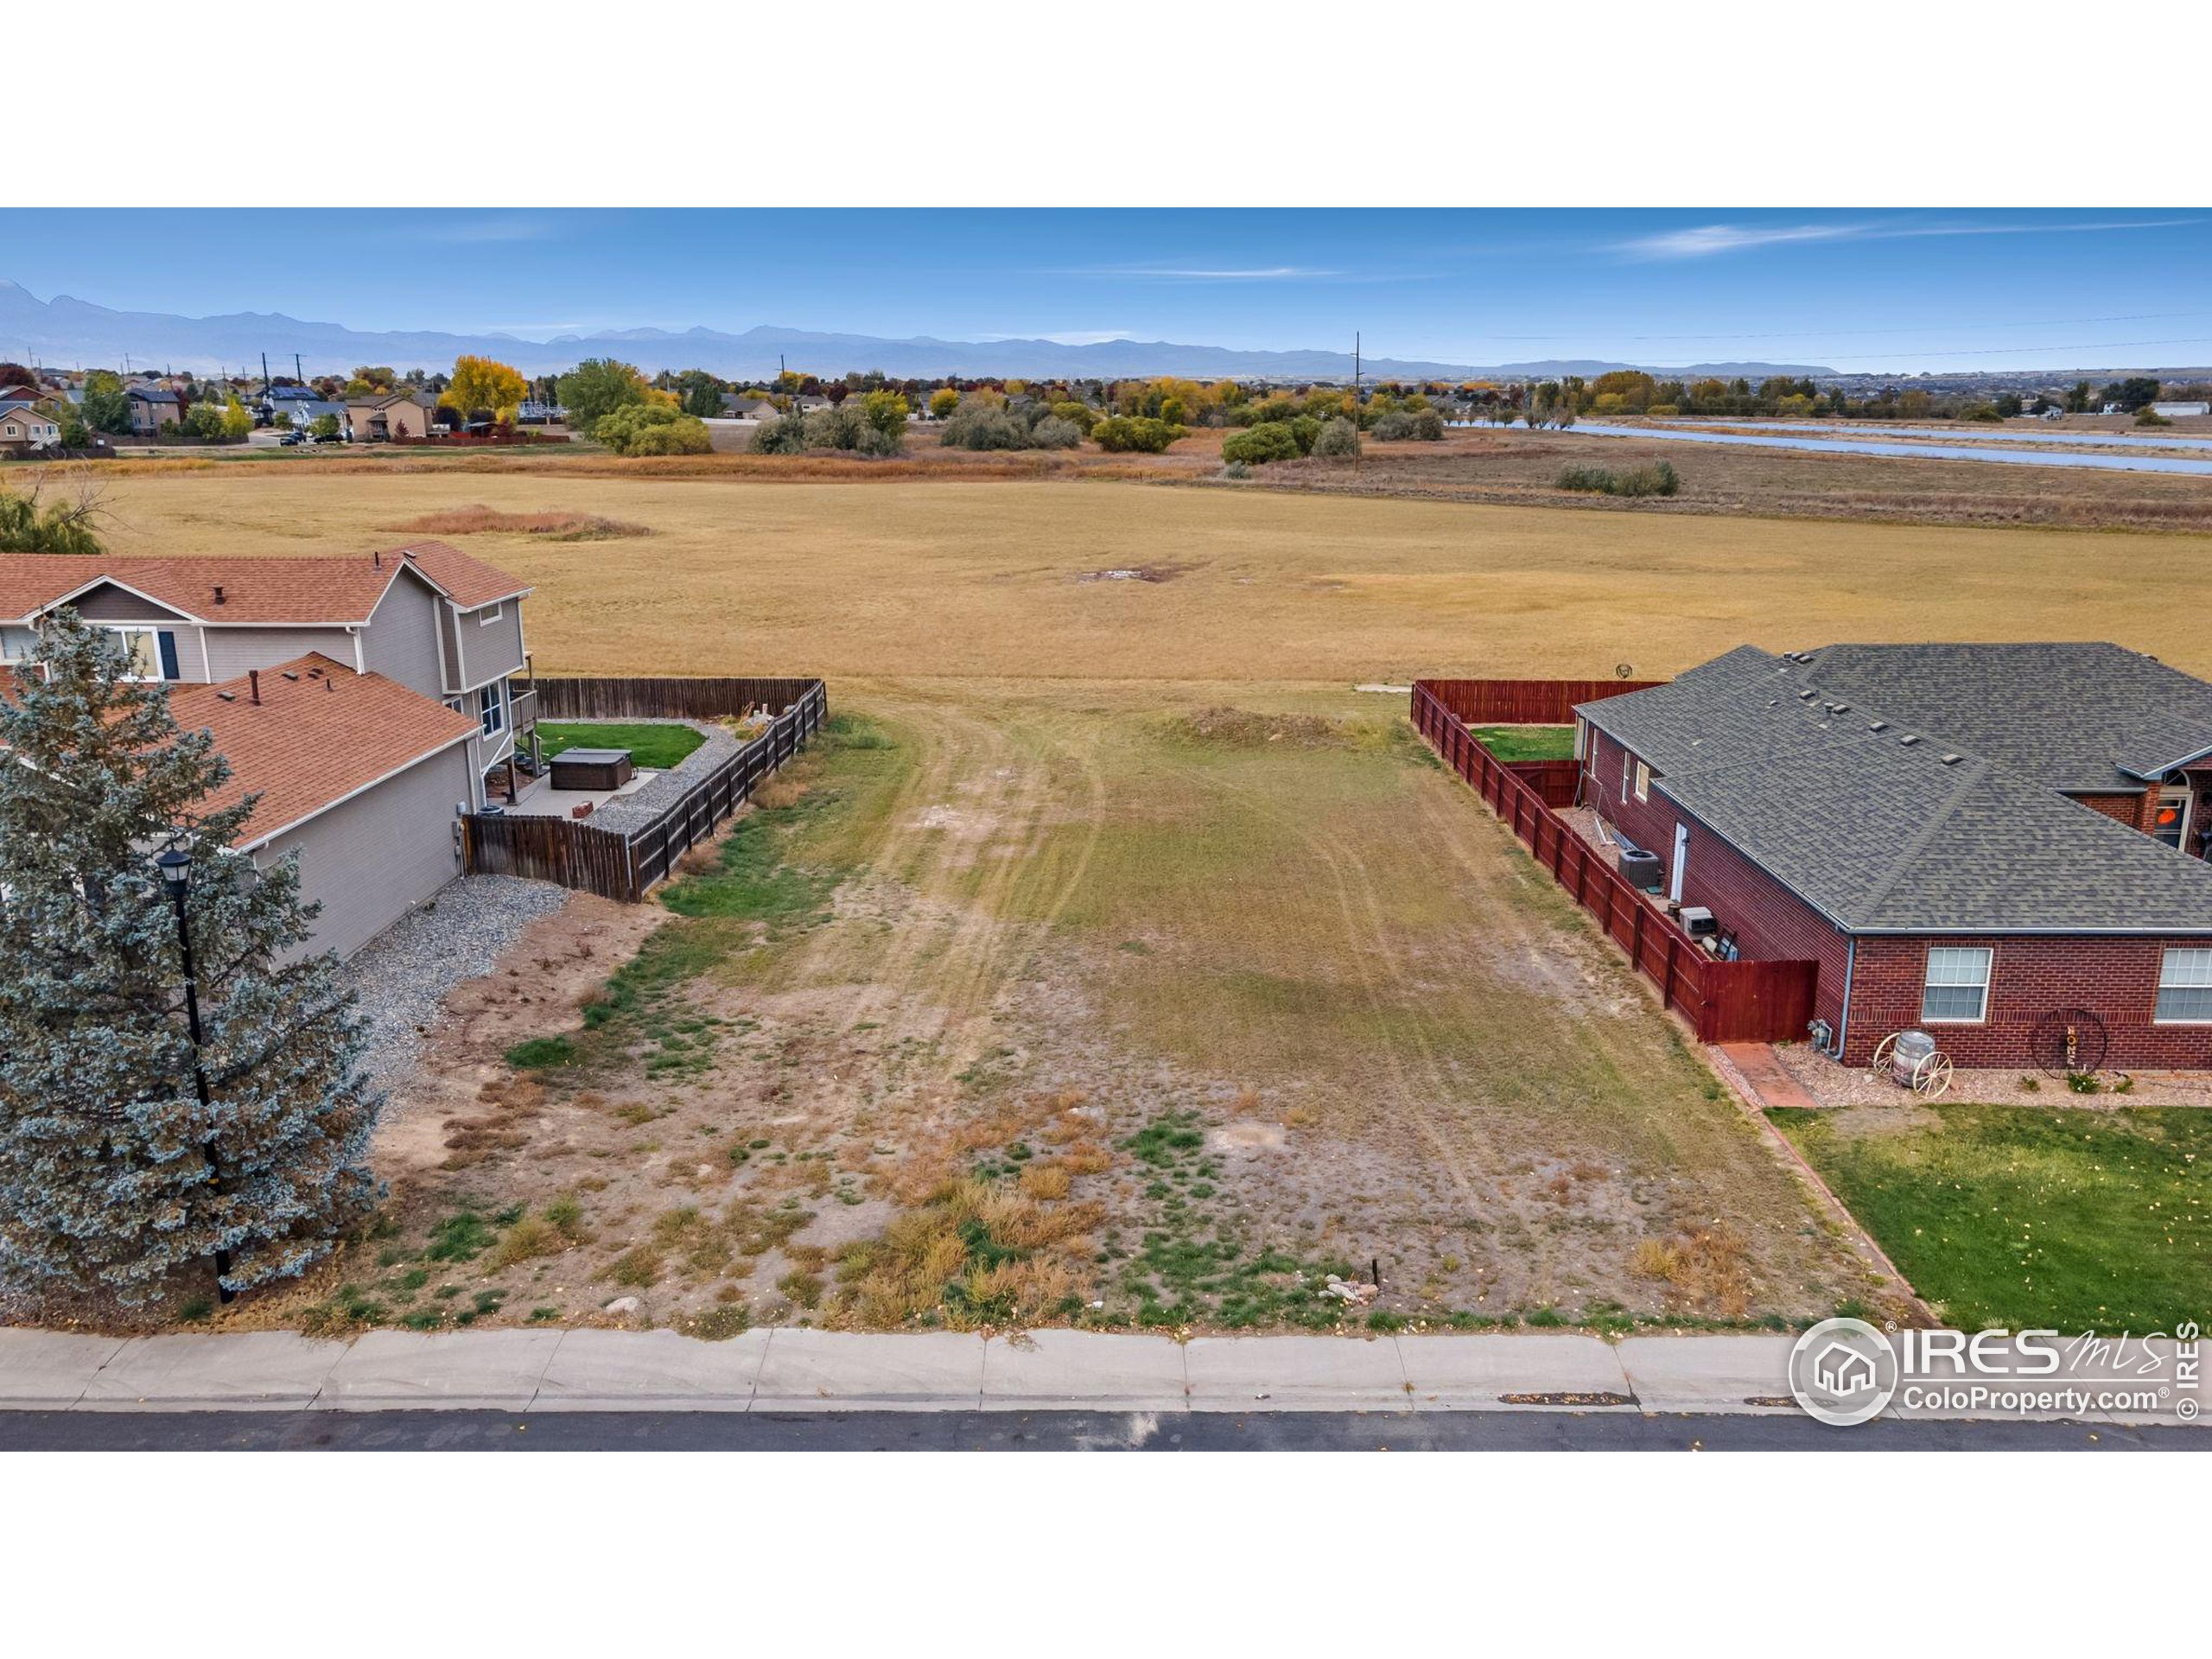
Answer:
[1412,681,1816,1045]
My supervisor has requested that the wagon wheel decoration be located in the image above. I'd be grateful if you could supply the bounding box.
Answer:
[2029,1007,2109,1079]
[1909,1051,1955,1099]
[1867,1031,1901,1077]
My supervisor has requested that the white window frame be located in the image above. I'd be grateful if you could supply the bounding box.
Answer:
[477,683,505,737]
[1620,749,1631,800]
[1921,946,1993,1024]
[1633,760,1651,804]
[477,602,504,627]
[2152,784,2192,850]
[2154,946,2212,1024]
[102,625,170,683]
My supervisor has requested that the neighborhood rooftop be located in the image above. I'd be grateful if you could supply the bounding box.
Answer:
[1576,644,2212,934]
[0,540,530,625]
[168,654,480,849]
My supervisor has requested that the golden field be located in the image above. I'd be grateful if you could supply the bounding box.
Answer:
[86,467,2212,682]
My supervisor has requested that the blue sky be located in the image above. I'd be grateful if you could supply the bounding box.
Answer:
[4,208,2209,371]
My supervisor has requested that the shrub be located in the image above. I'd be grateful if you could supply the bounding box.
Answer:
[939,404,1035,450]
[857,388,910,439]
[749,412,809,454]
[1959,403,2004,423]
[1555,464,1617,493]
[1048,400,1098,435]
[928,387,961,420]
[1370,409,1415,442]
[1554,461,1680,498]
[2136,408,2173,427]
[1312,416,1358,457]
[1220,459,1251,480]
[1090,416,1185,454]
[1029,415,1083,449]
[594,403,710,456]
[1645,403,1680,417]
[1220,421,1302,465]
[1409,407,1446,441]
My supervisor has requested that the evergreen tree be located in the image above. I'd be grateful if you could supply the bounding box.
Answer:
[0,613,379,1305]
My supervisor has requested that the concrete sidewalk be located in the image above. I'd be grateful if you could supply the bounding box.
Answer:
[0,1327,2199,1425]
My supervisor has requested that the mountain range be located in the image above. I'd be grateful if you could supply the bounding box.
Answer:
[0,278,1839,383]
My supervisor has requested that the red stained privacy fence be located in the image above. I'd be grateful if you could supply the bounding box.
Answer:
[461,678,828,902]
[1416,677,1663,727]
[1413,681,1816,1044]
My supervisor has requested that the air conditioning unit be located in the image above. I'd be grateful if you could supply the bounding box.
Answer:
[1619,849,1662,890]
[1679,906,1718,938]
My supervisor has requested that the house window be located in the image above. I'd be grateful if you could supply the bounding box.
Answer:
[2152,785,2192,850]
[105,626,178,682]
[1633,761,1651,803]
[1921,946,1993,1023]
[478,683,505,737]
[478,602,503,626]
[2155,947,2212,1023]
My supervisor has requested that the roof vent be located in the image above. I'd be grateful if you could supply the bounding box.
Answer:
[1830,702,1849,713]
[373,550,382,568]
[1868,719,1888,731]
[1899,734,1920,747]
[281,670,300,681]
[215,690,236,702]
[211,583,226,606]
[1940,753,1961,765]
[1796,689,1815,701]
[247,670,260,706]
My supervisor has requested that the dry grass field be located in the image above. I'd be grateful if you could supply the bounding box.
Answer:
[86,466,2212,681]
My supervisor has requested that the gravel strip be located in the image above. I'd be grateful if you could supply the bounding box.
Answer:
[580,718,750,835]
[341,874,572,1096]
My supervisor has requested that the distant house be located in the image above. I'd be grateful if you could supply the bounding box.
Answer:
[0,400,63,454]
[2152,401,2209,418]
[1576,643,2212,1070]
[345,388,440,442]
[124,385,182,435]
[719,393,778,420]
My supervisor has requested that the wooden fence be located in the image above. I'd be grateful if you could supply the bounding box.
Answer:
[531,676,823,722]
[461,678,828,902]
[1413,681,1816,1044]
[1418,677,1664,727]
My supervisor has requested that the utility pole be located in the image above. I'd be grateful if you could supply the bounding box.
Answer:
[295,352,303,385]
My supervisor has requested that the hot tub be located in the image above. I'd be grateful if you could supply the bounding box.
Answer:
[549,747,635,791]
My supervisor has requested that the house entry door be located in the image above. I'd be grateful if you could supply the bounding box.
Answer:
[1669,823,1689,905]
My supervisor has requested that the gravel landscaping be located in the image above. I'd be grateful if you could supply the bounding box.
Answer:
[584,717,749,834]
[341,875,572,1095]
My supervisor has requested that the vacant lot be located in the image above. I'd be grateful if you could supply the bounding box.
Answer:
[1774,1106,2210,1332]
[86,469,2212,681]
[262,683,1866,1338]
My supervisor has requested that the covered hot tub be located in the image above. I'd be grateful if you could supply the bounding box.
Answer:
[549,747,635,791]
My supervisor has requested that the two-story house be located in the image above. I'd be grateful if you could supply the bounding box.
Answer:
[1575,643,2212,1071]
[0,542,537,957]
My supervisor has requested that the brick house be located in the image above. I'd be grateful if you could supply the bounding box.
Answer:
[1574,645,2212,1069]
[1,542,538,958]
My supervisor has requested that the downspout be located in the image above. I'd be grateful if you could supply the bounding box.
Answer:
[1834,934,1857,1060]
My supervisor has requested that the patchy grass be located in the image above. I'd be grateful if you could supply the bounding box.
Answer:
[505,1034,577,1071]
[538,721,707,770]
[1773,1106,2211,1332]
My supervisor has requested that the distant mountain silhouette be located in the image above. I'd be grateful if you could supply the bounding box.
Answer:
[0,277,1841,382]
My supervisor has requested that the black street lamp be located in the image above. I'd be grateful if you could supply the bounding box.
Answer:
[155,845,233,1303]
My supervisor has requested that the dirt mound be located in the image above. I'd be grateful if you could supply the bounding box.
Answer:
[385,504,652,540]
[1172,706,1352,749]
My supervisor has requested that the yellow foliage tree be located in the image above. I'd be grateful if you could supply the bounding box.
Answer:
[442,355,530,423]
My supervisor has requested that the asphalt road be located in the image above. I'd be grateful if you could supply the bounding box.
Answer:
[0,1410,2196,1451]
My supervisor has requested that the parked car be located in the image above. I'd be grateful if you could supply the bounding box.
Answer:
[279,429,308,446]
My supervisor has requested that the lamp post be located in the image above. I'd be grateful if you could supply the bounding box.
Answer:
[155,845,233,1303]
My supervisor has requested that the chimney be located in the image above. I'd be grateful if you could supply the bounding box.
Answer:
[248,670,260,705]
[212,583,226,606]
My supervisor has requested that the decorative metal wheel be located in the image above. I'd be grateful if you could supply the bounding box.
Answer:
[1910,1052,1955,1099]
[2028,1007,2109,1079]
[1868,1032,1900,1077]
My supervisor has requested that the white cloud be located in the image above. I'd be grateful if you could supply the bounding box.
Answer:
[1616,217,2202,261]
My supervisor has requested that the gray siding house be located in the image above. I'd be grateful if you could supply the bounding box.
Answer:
[0,542,537,957]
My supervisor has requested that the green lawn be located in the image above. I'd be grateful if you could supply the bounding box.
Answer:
[1469,724,1576,761]
[1772,1105,2210,1332]
[537,721,707,770]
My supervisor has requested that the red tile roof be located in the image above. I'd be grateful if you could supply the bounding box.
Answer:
[0,542,529,624]
[168,653,479,847]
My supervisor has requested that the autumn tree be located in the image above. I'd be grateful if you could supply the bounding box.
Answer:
[928,387,961,419]
[557,358,652,432]
[442,356,529,424]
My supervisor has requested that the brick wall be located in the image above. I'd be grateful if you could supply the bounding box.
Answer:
[2070,791,2151,829]
[1846,934,2212,1069]
[1585,728,1847,1041]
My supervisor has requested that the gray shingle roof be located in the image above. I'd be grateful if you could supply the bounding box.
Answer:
[1798,642,2212,788]
[1577,645,2212,934]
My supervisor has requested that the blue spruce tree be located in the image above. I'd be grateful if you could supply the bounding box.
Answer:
[0,611,379,1305]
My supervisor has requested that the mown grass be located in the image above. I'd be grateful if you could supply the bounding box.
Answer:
[1773,1106,2211,1332]
[1468,724,1575,762]
[539,721,707,770]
